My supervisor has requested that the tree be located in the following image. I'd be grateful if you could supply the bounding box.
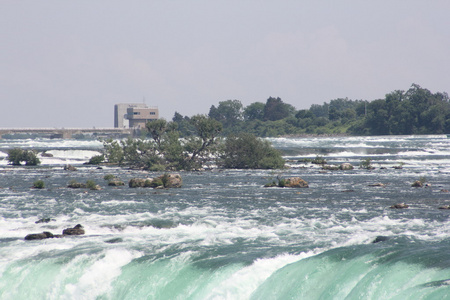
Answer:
[244,102,265,121]
[263,97,295,121]
[7,148,41,166]
[208,100,244,129]
[219,133,285,169]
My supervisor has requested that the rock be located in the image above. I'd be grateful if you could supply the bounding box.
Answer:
[284,177,309,188]
[372,236,390,243]
[438,205,450,209]
[41,152,53,157]
[64,164,77,171]
[390,203,409,209]
[129,174,182,188]
[392,166,403,169]
[339,163,354,170]
[108,180,125,186]
[441,189,449,193]
[35,218,56,224]
[62,224,85,235]
[25,231,54,240]
[322,164,339,170]
[411,181,423,187]
[341,189,355,192]
[369,183,385,187]
[159,173,182,188]
[68,182,86,188]
[128,178,149,188]
[104,237,123,244]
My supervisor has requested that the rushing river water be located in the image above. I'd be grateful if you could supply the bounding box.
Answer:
[1,135,450,299]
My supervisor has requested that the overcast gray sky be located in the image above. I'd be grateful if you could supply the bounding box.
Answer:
[1,1,449,128]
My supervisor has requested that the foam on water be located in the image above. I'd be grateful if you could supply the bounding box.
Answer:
[2,135,450,299]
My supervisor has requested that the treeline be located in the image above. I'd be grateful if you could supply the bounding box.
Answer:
[171,84,450,137]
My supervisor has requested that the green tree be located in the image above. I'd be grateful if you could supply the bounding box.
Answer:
[7,148,41,166]
[220,133,285,169]
[263,97,295,121]
[244,102,265,121]
[208,100,244,132]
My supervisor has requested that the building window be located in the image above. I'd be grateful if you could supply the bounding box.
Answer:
[133,112,140,115]
[150,112,156,115]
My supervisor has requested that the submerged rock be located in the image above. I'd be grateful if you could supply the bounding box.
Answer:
[35,218,56,224]
[390,203,409,209]
[372,236,391,243]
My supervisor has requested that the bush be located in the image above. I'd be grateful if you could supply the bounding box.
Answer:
[86,180,98,190]
[103,174,115,181]
[7,148,41,166]
[88,155,104,165]
[220,133,285,169]
[360,158,374,169]
[33,180,45,189]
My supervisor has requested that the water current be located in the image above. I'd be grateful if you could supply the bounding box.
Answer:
[0,135,449,299]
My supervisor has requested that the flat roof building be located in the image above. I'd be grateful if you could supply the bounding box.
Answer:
[114,103,158,128]
[126,106,159,129]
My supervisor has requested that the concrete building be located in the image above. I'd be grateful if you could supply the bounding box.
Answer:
[114,103,158,128]
[126,106,159,129]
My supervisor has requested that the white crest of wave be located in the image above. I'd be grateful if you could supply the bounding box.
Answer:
[62,248,142,300]
[206,252,316,300]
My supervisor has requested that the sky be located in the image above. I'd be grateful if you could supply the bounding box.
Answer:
[1,1,450,128]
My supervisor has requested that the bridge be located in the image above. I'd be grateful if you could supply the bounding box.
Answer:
[0,128,134,139]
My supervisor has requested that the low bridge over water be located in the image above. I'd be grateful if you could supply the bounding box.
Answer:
[0,128,134,139]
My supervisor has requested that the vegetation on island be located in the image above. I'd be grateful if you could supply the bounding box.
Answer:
[171,84,450,137]
[101,114,285,171]
[7,148,41,166]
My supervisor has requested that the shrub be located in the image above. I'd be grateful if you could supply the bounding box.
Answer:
[360,158,374,170]
[104,174,115,181]
[33,180,45,189]
[311,155,327,165]
[7,148,41,166]
[86,180,98,190]
[220,133,285,169]
[88,155,104,165]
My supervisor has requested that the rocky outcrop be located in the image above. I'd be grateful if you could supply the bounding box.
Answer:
[339,163,354,170]
[129,178,152,188]
[64,164,77,171]
[162,173,182,188]
[108,180,125,186]
[284,177,309,188]
[322,164,339,170]
[411,181,423,187]
[24,224,85,240]
[369,183,385,187]
[67,181,86,188]
[129,174,182,188]
[390,203,409,209]
[62,224,85,235]
[24,231,54,240]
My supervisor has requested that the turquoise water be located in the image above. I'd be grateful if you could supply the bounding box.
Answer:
[0,135,450,299]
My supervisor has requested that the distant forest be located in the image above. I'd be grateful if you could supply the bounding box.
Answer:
[171,84,450,137]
